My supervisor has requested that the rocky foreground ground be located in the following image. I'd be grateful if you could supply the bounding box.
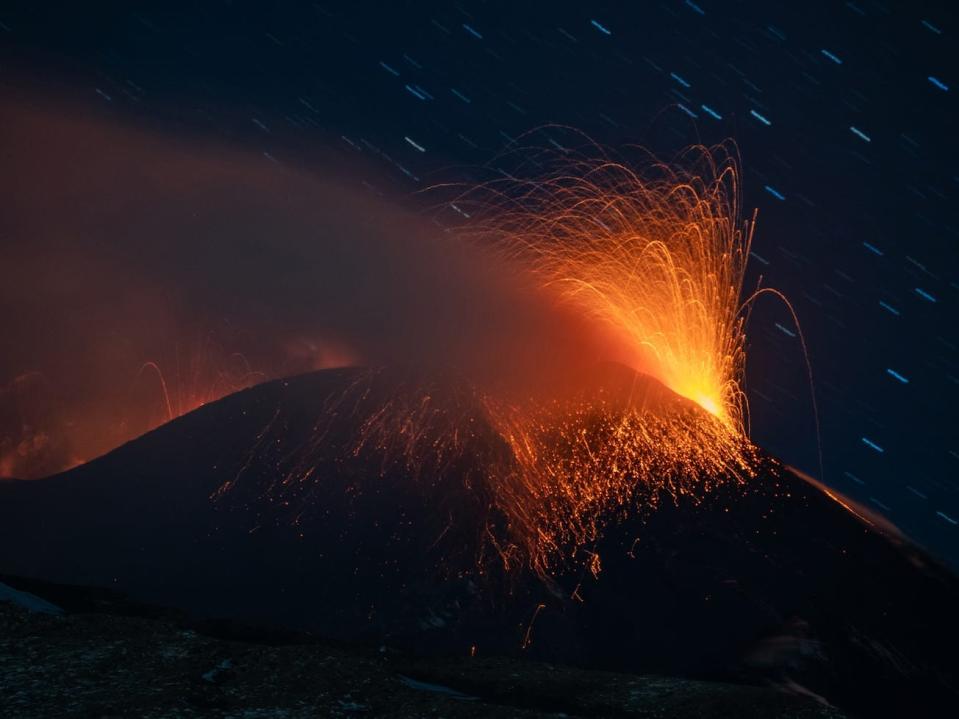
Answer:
[0,582,843,719]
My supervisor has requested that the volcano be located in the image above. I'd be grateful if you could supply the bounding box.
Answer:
[1,367,957,717]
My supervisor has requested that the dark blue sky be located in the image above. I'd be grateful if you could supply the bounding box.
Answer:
[2,0,957,563]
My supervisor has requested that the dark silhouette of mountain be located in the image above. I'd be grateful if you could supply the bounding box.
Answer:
[1,367,957,717]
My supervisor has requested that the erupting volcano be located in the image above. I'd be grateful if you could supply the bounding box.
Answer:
[2,139,957,718]
[201,141,764,577]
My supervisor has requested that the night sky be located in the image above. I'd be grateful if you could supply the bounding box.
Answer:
[1,1,957,564]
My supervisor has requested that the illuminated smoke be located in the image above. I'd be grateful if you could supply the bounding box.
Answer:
[0,98,627,478]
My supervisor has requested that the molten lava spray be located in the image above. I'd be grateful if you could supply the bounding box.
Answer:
[449,139,751,431]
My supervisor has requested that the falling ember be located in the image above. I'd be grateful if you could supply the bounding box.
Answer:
[220,140,766,577]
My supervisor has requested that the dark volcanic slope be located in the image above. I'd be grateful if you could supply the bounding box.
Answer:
[1,368,957,717]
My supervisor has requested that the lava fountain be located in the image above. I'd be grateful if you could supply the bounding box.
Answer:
[446,139,751,431]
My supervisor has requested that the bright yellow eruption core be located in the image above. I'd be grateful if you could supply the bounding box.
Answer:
[694,394,722,420]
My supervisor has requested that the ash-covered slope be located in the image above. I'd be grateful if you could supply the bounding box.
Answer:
[0,367,957,717]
